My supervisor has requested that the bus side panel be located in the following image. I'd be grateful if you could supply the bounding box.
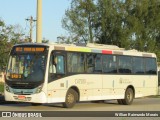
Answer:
[102,75,158,99]
[46,74,158,103]
[84,74,103,101]
[47,74,103,103]
[102,75,125,99]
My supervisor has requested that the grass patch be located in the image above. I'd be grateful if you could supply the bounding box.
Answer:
[0,82,4,93]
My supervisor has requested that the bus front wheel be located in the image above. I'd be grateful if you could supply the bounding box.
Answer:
[63,89,78,108]
[122,88,134,105]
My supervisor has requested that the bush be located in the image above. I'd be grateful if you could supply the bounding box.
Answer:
[0,82,4,93]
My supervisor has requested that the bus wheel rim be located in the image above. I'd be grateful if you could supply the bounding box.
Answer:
[67,93,74,104]
[127,91,132,102]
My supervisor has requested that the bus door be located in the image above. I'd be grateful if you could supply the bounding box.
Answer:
[48,51,66,82]
[47,51,66,101]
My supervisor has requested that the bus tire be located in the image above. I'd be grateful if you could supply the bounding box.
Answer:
[117,99,123,105]
[63,89,78,108]
[122,88,134,105]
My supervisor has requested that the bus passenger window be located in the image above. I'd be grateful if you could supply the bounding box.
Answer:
[103,55,117,73]
[94,54,102,73]
[133,57,145,74]
[87,54,94,73]
[67,53,85,73]
[145,58,157,74]
[118,56,132,74]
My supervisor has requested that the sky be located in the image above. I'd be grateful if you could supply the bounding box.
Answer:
[0,0,71,42]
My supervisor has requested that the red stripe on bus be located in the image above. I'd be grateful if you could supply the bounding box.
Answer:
[102,50,112,54]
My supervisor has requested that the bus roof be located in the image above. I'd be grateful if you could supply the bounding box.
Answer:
[14,43,157,58]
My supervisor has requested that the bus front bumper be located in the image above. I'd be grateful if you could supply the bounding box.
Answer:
[4,91,47,103]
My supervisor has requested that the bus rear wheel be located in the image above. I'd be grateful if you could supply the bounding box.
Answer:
[63,89,78,108]
[122,88,134,105]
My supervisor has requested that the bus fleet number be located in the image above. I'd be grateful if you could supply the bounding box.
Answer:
[75,79,86,84]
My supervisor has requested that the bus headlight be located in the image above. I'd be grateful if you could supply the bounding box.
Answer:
[5,84,10,92]
[35,84,43,93]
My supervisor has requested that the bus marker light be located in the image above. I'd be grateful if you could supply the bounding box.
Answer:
[102,50,112,54]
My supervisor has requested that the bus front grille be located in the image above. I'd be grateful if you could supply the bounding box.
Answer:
[9,83,36,89]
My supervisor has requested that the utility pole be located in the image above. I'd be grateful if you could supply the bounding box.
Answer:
[26,16,36,43]
[36,0,42,43]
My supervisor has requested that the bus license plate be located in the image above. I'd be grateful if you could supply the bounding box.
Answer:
[18,95,26,100]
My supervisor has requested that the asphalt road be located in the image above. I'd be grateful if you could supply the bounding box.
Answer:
[0,97,160,119]
[0,97,160,111]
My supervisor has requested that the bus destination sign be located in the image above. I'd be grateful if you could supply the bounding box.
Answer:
[15,47,45,52]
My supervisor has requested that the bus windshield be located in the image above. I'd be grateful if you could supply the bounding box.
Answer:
[6,53,47,82]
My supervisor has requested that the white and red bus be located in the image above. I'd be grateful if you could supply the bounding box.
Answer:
[5,43,158,108]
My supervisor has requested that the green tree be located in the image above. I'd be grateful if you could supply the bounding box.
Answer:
[94,0,124,46]
[0,19,25,70]
[122,0,160,51]
[0,19,10,70]
[62,0,96,43]
[62,0,160,61]
[125,0,160,62]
